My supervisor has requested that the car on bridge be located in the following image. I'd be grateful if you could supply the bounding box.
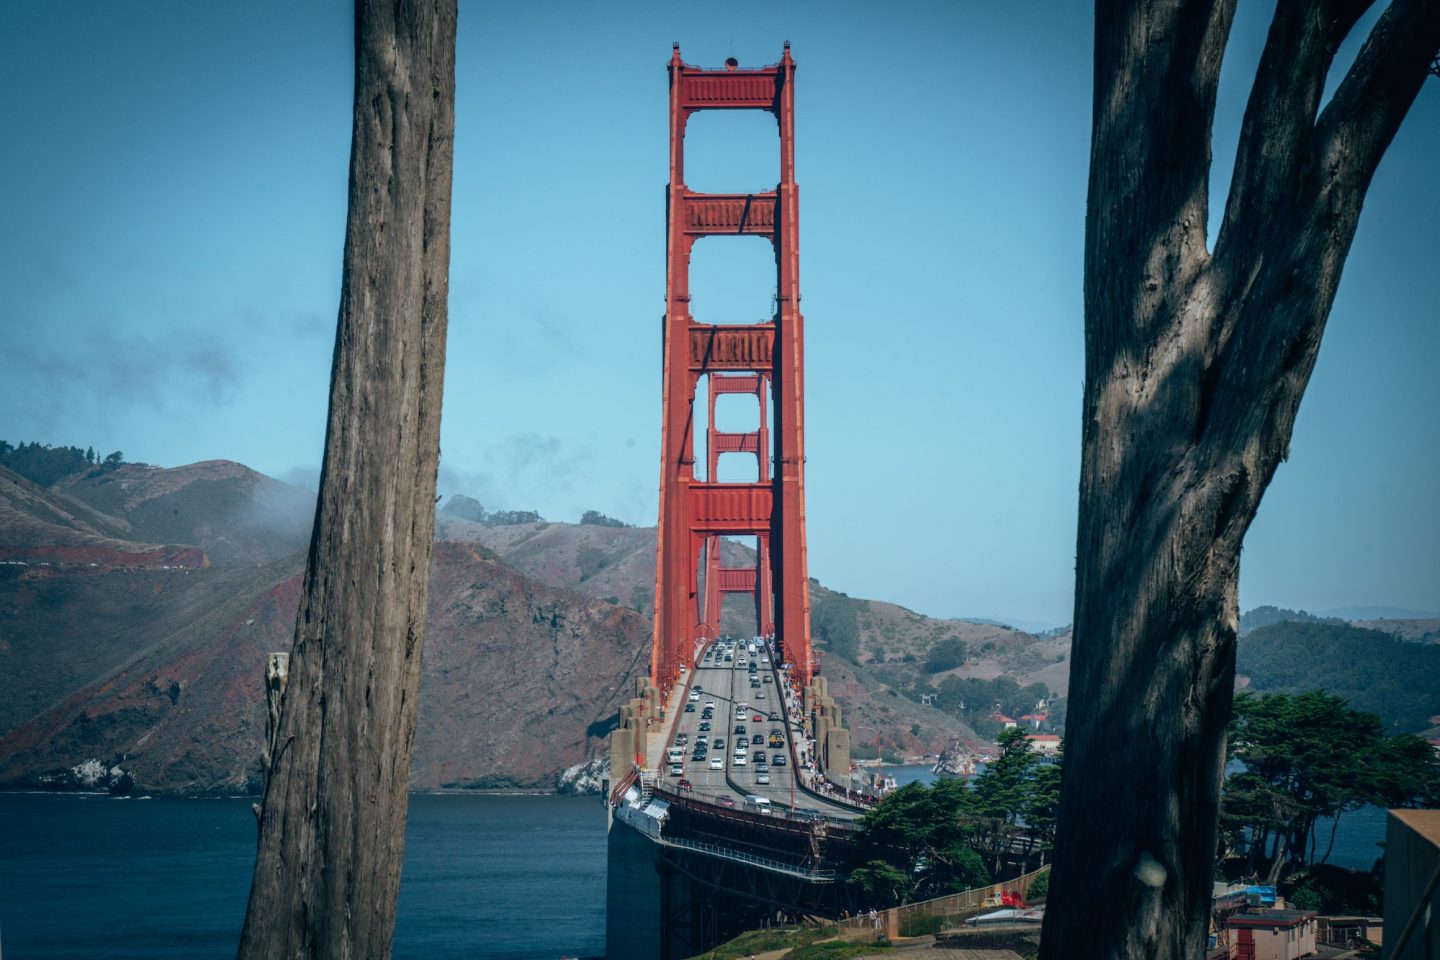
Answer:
[752,714,764,722]
[668,763,683,777]
[709,757,723,770]
[772,754,787,766]
[734,724,747,735]
[716,795,735,807]
[755,771,770,785]
[698,721,711,732]
[688,692,700,702]
[732,753,747,766]
[684,703,695,712]
[768,711,780,721]
[753,750,766,762]
[712,737,724,749]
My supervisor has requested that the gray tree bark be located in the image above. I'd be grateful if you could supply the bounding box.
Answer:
[1040,2,1438,958]
[237,2,455,957]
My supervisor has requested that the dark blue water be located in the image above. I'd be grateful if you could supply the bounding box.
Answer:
[0,793,606,959]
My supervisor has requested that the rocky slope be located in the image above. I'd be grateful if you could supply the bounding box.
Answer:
[0,462,649,795]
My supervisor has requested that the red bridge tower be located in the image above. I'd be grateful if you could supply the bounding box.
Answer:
[652,43,813,692]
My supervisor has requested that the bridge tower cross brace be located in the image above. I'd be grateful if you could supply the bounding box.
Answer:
[652,42,812,693]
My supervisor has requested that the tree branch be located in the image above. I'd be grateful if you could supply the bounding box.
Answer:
[1311,0,1440,210]
[1213,0,1372,273]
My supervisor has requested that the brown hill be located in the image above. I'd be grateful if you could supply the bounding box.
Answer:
[0,464,202,568]
[439,514,1045,756]
[0,538,649,794]
[54,460,314,566]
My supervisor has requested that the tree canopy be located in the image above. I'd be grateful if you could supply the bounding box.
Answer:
[1238,621,1440,733]
[1220,690,1440,882]
[848,730,1061,905]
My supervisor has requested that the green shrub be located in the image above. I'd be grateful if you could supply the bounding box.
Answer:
[1026,871,1049,900]
[898,913,943,937]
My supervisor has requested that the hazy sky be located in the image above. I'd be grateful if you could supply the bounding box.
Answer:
[2,2,1436,627]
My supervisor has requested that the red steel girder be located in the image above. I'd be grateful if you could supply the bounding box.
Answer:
[653,43,812,693]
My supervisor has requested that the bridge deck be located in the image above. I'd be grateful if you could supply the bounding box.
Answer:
[649,638,863,822]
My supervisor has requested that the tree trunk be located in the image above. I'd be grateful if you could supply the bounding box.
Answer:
[237,2,455,958]
[1040,2,1439,958]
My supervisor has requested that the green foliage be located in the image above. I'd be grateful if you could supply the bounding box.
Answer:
[787,941,891,960]
[923,636,967,674]
[1288,884,1322,911]
[898,913,944,937]
[438,494,543,527]
[579,509,628,527]
[691,925,837,960]
[1239,621,1440,733]
[576,545,610,581]
[1240,605,1344,635]
[1026,870,1050,900]
[812,589,864,662]
[932,676,1052,738]
[848,859,913,903]
[1222,691,1440,879]
[0,440,119,486]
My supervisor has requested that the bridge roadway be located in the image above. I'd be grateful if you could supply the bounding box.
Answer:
[657,638,861,822]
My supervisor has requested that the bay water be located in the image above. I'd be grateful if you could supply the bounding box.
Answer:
[0,777,1391,958]
[0,792,606,960]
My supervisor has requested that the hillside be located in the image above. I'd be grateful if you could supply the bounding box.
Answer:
[1237,620,1440,734]
[0,461,651,794]
[444,509,1067,751]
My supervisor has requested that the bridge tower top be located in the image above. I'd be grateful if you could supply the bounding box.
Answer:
[652,43,813,692]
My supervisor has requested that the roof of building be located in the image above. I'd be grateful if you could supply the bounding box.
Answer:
[1228,910,1315,928]
[1026,734,1061,741]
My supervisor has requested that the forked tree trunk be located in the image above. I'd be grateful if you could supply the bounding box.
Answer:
[237,2,455,958]
[1040,2,1438,958]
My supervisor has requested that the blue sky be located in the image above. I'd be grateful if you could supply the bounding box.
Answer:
[1,2,1436,627]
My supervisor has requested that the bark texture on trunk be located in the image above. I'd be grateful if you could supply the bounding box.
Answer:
[1040,2,1439,958]
[237,2,455,957]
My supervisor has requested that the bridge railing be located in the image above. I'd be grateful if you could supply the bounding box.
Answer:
[613,800,836,881]
[830,864,1051,942]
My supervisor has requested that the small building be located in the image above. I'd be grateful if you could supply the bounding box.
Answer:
[993,713,1018,729]
[1025,733,1061,756]
[1226,910,1317,960]
[1383,809,1440,960]
[1315,915,1381,950]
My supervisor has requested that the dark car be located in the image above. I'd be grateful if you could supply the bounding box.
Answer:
[712,738,725,750]
[772,754,787,766]
[768,712,780,721]
[752,734,764,745]
[753,750,766,762]
[684,703,696,713]
[698,722,711,732]
[734,724,747,735]
[716,796,735,807]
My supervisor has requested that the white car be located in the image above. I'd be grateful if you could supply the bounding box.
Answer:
[732,753,747,766]
[704,701,716,710]
[688,692,700,702]
[709,757,724,770]
[755,771,771,785]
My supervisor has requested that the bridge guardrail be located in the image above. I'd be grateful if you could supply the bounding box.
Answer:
[615,801,835,881]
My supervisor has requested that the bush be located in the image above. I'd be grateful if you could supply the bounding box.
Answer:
[898,913,944,937]
[923,637,966,674]
[1026,870,1049,901]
